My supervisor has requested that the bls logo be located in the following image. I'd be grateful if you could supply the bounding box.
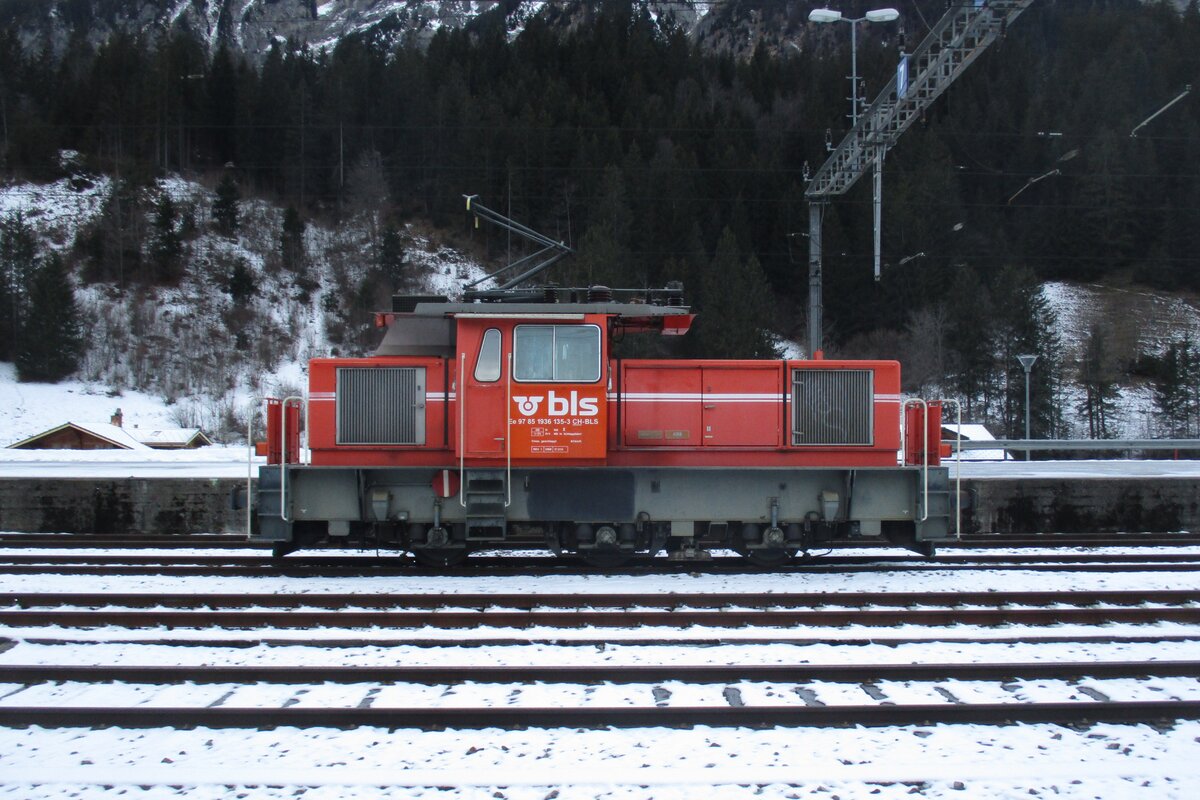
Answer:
[512,391,599,417]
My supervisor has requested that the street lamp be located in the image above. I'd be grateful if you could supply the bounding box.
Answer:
[1017,354,1038,461]
[808,7,900,126]
[1007,148,1079,206]
[809,6,900,292]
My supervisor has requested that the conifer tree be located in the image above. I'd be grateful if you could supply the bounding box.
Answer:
[150,192,183,283]
[0,212,39,361]
[1077,323,1119,439]
[212,173,240,236]
[571,165,633,289]
[689,228,778,359]
[280,206,305,273]
[945,266,994,420]
[81,181,145,286]
[16,253,82,382]
[1154,337,1199,437]
[991,265,1061,439]
[379,224,408,289]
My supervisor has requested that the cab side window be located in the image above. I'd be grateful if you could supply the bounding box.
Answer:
[473,328,502,382]
[514,325,600,382]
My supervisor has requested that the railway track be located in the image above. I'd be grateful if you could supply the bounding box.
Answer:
[2,548,1198,795]
[0,551,1196,577]
[0,531,1197,550]
[1,657,1197,730]
[0,590,1196,630]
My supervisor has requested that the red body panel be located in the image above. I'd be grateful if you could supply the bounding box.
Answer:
[904,400,943,467]
[307,355,452,454]
[621,362,782,447]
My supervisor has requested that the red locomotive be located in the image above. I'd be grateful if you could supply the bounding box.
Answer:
[256,284,953,566]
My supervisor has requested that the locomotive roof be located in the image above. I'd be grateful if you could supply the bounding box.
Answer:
[406,302,692,319]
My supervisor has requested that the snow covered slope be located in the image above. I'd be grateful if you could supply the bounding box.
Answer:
[0,171,488,447]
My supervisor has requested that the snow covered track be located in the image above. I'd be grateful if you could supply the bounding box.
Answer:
[2,549,1199,797]
[2,700,1199,731]
[1,590,1198,630]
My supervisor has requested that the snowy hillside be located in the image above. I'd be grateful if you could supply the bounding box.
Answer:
[1045,281,1200,439]
[0,171,488,447]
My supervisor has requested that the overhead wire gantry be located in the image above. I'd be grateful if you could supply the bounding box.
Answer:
[803,0,1037,356]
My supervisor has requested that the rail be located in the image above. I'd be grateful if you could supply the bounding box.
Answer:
[952,438,1200,452]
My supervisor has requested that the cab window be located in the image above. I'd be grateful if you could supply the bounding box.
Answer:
[473,328,502,382]
[514,325,601,382]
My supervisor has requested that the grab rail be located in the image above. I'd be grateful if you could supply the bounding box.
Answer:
[459,353,467,508]
[246,404,259,536]
[506,352,513,507]
[902,398,930,523]
[278,395,304,523]
[940,398,962,538]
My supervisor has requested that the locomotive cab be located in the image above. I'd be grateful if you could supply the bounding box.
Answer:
[457,315,609,462]
[256,293,954,567]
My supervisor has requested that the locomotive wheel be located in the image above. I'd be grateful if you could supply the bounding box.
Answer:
[738,547,796,568]
[412,548,470,568]
[577,549,634,569]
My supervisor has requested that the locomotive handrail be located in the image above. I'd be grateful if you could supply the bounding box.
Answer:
[278,395,305,523]
[506,353,513,507]
[941,398,963,538]
[951,438,1200,451]
[459,354,467,509]
[902,398,930,524]
[246,403,260,537]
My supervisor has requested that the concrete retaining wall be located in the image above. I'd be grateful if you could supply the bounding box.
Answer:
[962,478,1199,534]
[0,478,249,535]
[0,476,1196,535]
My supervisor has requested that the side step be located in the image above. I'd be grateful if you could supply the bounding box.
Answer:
[916,468,953,541]
[464,469,507,541]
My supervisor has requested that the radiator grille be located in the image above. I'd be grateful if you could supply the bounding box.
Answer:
[792,369,874,445]
[337,367,426,445]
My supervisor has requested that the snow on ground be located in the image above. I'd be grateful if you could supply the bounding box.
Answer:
[0,722,1191,799]
[1043,280,1200,362]
[1042,280,1200,439]
[0,171,110,252]
[0,363,183,449]
[0,722,1193,799]
[0,549,1198,797]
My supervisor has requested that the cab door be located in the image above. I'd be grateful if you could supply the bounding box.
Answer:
[461,326,507,457]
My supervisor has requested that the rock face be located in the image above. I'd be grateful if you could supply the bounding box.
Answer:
[0,0,548,60]
[0,0,716,61]
[0,0,1189,64]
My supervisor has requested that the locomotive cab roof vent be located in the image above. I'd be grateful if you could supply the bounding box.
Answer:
[587,285,613,303]
[392,294,449,313]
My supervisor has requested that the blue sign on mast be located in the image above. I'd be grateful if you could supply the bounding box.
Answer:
[897,55,909,98]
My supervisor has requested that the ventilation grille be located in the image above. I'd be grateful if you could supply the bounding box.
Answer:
[792,369,874,445]
[337,367,426,445]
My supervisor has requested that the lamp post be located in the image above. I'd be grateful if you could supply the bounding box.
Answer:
[1017,354,1038,461]
[808,7,900,127]
[809,6,900,297]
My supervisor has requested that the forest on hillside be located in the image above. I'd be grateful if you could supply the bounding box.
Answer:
[0,0,1199,440]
